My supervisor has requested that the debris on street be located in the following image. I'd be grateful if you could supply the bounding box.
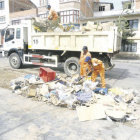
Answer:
[10,68,140,123]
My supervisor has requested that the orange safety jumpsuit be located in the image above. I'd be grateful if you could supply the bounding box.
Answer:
[48,9,58,21]
[80,51,91,76]
[91,58,106,88]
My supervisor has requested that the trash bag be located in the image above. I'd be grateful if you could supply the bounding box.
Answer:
[75,91,92,103]
[94,88,108,95]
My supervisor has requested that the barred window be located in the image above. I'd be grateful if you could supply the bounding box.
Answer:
[99,6,105,11]
[60,10,79,24]
[121,43,137,52]
[127,19,138,30]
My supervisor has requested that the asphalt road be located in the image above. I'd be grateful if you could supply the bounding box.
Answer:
[0,53,140,140]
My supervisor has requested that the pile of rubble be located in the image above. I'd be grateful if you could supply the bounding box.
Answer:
[32,17,115,33]
[81,21,115,32]
[32,17,74,32]
[10,73,140,122]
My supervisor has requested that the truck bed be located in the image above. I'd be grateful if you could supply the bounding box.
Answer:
[29,28,121,53]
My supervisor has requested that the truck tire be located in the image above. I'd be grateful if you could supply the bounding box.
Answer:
[97,54,114,70]
[64,57,80,76]
[9,53,22,69]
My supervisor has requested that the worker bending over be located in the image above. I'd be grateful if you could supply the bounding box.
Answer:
[79,46,91,77]
[47,5,58,21]
[85,56,106,88]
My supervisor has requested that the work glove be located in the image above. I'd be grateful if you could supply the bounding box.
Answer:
[93,63,98,66]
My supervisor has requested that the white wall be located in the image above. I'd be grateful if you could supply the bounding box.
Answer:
[31,0,60,11]
[48,0,60,11]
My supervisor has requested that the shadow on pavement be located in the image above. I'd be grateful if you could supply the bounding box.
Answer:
[105,68,129,80]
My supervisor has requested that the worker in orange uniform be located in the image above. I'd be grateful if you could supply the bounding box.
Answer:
[47,5,58,21]
[79,46,91,77]
[85,56,106,88]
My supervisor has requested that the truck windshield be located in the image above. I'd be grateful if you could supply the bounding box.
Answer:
[5,28,15,42]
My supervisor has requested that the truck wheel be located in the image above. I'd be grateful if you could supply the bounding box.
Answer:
[97,54,114,70]
[9,53,22,69]
[64,57,80,76]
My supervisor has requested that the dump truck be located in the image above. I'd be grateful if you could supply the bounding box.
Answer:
[2,20,121,76]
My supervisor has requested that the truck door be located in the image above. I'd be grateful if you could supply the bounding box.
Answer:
[4,28,15,50]
[15,28,23,49]
[4,27,23,50]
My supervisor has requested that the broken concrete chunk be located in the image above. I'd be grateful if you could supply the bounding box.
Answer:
[109,88,124,95]
[105,109,126,122]
[39,84,49,96]
[123,93,134,103]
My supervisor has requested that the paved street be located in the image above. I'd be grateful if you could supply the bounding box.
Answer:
[0,53,140,140]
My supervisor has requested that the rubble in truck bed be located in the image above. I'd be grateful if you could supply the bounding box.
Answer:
[10,71,140,123]
[32,18,115,32]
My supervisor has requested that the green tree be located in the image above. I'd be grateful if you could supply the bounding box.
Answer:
[115,2,135,46]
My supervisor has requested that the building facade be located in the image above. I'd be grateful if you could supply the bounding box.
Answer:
[59,0,98,25]
[59,0,80,25]
[81,0,140,58]
[9,0,37,25]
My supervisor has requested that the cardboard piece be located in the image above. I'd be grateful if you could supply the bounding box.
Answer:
[76,104,106,121]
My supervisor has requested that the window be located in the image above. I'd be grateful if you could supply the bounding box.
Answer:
[60,10,79,24]
[12,20,21,25]
[0,1,4,10]
[110,3,114,10]
[128,3,131,9]
[5,28,15,42]
[127,19,138,30]
[0,16,5,23]
[123,2,132,10]
[16,28,20,39]
[99,6,105,11]
[121,42,137,52]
